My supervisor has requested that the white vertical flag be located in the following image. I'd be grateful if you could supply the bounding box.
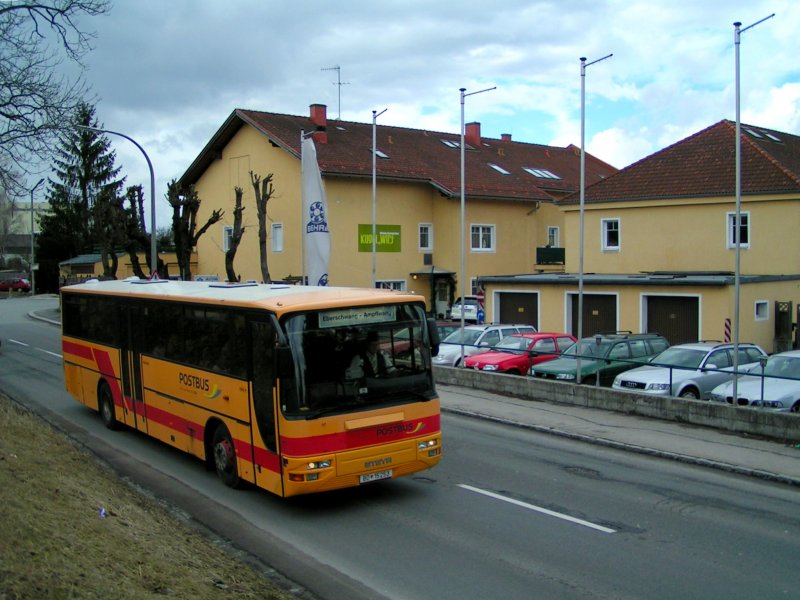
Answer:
[301,135,331,286]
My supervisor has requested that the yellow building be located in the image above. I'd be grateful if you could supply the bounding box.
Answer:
[179,104,615,317]
[480,121,800,352]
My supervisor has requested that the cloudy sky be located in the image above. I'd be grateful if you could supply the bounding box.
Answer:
[67,0,799,227]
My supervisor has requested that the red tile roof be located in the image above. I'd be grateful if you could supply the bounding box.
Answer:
[566,120,800,204]
[180,106,617,203]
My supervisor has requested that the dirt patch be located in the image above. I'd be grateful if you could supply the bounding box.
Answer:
[0,394,299,600]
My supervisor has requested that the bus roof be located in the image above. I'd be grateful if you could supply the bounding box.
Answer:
[60,278,425,315]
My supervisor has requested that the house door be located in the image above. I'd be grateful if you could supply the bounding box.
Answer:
[497,292,539,328]
[434,279,450,319]
[645,296,699,345]
[570,294,616,338]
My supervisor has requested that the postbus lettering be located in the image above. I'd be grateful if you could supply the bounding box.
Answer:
[179,372,210,392]
[376,423,416,436]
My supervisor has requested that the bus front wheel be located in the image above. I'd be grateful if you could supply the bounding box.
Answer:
[98,383,119,431]
[212,425,241,488]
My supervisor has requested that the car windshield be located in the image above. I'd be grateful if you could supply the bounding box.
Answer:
[455,298,478,308]
[763,356,800,379]
[442,328,483,346]
[281,303,436,418]
[493,336,532,352]
[650,347,706,369]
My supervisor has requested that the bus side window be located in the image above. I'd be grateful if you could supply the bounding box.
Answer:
[251,320,277,452]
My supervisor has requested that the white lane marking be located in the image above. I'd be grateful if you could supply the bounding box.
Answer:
[39,349,62,359]
[8,339,29,347]
[458,484,616,534]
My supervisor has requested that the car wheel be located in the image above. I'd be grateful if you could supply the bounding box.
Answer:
[581,375,598,386]
[679,388,700,400]
[212,424,241,488]
[791,402,800,414]
[98,382,119,430]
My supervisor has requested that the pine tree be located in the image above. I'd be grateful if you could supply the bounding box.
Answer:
[37,103,124,288]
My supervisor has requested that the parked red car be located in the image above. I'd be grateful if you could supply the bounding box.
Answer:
[464,332,577,375]
[0,278,31,293]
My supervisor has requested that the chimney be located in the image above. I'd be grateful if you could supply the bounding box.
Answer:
[465,122,481,147]
[501,133,512,142]
[309,104,328,144]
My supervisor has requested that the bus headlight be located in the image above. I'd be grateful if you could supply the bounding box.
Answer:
[307,460,331,470]
[418,439,438,450]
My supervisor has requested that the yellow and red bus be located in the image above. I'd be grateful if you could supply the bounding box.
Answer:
[61,278,442,497]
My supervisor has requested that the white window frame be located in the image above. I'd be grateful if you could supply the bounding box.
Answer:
[727,211,750,249]
[418,223,433,252]
[471,224,495,252]
[222,225,233,253]
[754,300,769,321]
[271,222,284,252]
[547,226,560,247]
[376,279,406,291]
[601,218,620,252]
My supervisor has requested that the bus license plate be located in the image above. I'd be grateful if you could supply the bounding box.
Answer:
[359,469,392,484]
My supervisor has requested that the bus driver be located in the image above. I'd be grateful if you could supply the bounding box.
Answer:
[346,331,396,379]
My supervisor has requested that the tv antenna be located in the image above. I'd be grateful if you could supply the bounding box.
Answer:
[321,65,349,120]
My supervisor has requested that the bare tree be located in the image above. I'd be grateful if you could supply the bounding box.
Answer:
[166,179,223,281]
[224,186,246,282]
[250,171,274,284]
[0,0,111,198]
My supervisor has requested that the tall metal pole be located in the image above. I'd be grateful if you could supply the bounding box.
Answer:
[29,178,45,295]
[577,53,612,383]
[77,125,157,277]
[732,14,773,403]
[372,108,387,288]
[459,86,495,366]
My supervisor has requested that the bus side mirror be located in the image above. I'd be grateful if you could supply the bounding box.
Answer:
[427,318,440,357]
[276,345,294,378]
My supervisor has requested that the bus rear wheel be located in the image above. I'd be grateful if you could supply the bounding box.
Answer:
[98,383,119,430]
[212,425,241,488]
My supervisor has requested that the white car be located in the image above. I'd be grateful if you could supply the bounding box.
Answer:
[432,323,536,367]
[710,350,800,412]
[450,296,480,322]
[612,342,767,399]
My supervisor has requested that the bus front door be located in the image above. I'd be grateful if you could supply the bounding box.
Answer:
[120,304,147,433]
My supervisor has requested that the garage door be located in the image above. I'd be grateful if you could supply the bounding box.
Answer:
[497,292,538,327]
[570,294,616,338]
[646,296,699,345]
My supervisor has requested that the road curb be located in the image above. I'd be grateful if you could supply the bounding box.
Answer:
[442,405,800,488]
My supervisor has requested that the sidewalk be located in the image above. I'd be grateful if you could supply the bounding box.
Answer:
[437,382,800,487]
[30,305,800,487]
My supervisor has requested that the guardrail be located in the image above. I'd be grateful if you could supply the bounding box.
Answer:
[433,363,800,442]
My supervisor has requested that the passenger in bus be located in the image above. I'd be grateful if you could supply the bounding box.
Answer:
[345,331,396,379]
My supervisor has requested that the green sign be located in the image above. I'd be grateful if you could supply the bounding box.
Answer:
[358,224,401,252]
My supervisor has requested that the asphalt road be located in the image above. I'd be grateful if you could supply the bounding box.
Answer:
[2,295,799,599]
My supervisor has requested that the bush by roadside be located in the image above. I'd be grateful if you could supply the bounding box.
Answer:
[0,394,298,600]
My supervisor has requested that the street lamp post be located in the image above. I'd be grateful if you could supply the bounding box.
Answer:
[732,14,773,402]
[372,108,387,288]
[30,178,45,295]
[577,53,612,383]
[77,125,157,278]
[459,85,495,365]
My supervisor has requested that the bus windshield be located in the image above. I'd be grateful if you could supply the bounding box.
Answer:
[281,303,435,418]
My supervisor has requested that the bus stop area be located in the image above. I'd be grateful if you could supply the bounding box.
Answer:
[435,375,800,487]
